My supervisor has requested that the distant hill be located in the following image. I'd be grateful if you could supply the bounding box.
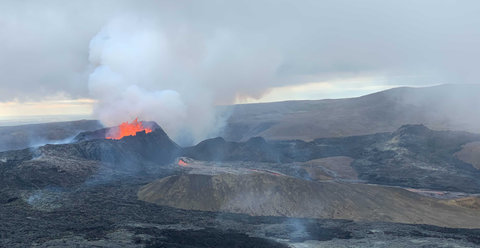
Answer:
[0,120,102,152]
[2,84,478,151]
[220,84,480,141]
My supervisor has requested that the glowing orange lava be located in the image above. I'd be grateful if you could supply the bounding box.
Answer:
[106,118,152,140]
[178,160,188,166]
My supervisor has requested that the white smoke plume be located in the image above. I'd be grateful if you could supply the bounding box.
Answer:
[2,0,480,105]
[87,16,280,145]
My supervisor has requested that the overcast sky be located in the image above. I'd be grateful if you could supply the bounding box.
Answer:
[1,0,480,118]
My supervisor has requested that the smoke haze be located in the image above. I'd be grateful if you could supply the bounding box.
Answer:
[86,16,277,143]
[1,0,480,142]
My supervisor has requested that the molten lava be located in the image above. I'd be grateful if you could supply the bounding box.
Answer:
[178,159,188,166]
[106,118,152,140]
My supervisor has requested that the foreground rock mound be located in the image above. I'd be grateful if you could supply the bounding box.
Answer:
[441,196,480,210]
[138,172,480,228]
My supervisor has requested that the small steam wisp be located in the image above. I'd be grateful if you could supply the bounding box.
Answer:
[106,118,152,140]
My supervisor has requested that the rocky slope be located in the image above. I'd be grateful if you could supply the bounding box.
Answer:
[0,125,181,188]
[350,125,480,192]
[441,196,480,210]
[2,121,480,246]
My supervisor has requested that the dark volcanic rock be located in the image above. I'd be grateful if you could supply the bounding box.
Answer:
[0,120,102,152]
[143,228,289,248]
[75,128,181,166]
[183,125,480,193]
[13,156,101,187]
[352,124,480,193]
[2,122,480,192]
[73,121,160,142]
[183,133,392,163]
[2,120,480,246]
[0,124,180,188]
[54,124,179,166]
[182,137,286,162]
[4,180,480,247]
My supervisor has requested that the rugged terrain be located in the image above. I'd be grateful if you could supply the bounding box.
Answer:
[185,124,480,193]
[3,179,480,248]
[2,119,480,246]
[0,125,181,188]
[0,120,102,152]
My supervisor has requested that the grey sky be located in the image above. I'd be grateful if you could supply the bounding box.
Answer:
[1,0,479,103]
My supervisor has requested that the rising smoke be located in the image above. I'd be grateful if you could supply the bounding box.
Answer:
[2,0,480,145]
[87,16,281,145]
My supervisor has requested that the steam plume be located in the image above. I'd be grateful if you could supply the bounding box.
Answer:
[88,18,216,144]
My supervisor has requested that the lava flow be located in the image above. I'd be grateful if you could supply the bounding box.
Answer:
[178,159,188,166]
[106,118,152,140]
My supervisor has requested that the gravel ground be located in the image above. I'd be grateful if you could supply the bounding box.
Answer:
[1,178,480,247]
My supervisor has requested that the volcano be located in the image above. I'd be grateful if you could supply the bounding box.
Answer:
[73,119,160,142]
[2,121,480,247]
[0,121,181,187]
[66,120,181,167]
[105,118,153,140]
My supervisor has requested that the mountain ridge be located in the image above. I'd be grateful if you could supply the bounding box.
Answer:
[221,84,480,141]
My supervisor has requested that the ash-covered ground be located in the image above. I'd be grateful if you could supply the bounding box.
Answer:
[1,122,480,247]
[2,177,480,248]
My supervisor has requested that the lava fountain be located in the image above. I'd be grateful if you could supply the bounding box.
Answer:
[178,159,188,166]
[106,118,152,140]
